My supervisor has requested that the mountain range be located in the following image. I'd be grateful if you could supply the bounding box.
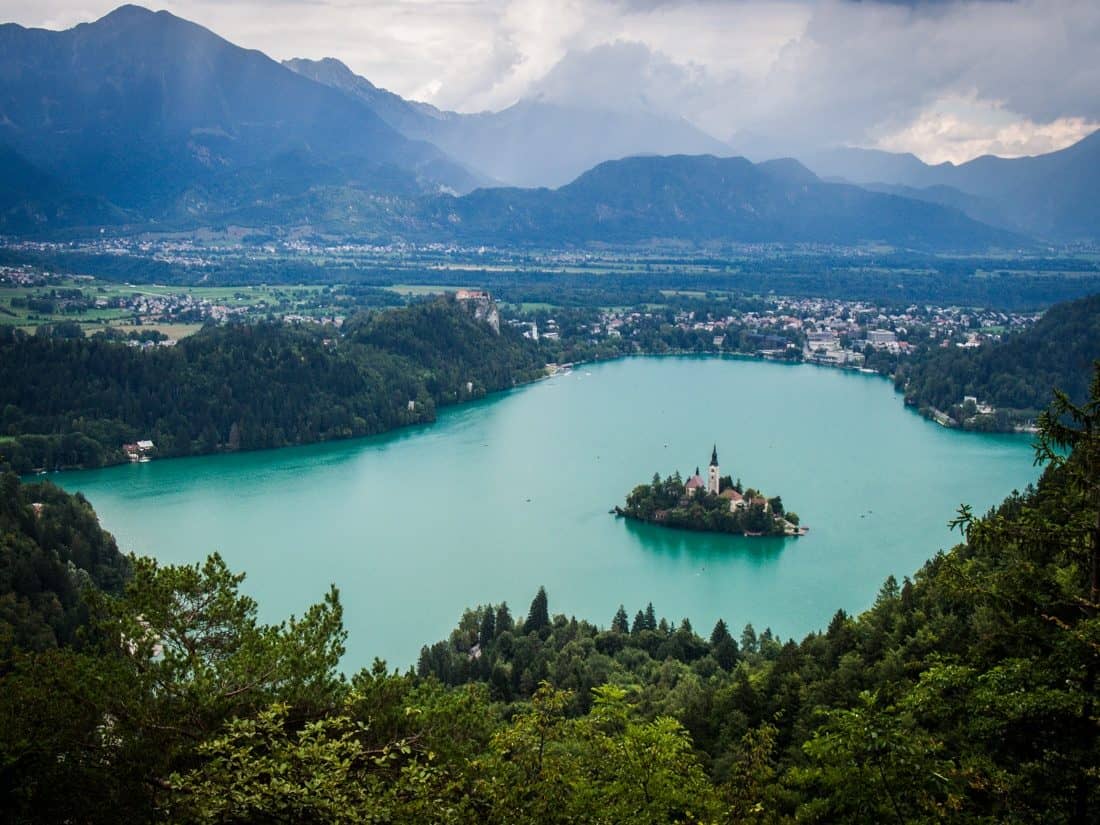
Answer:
[0,5,479,221]
[0,4,1092,249]
[416,155,1020,249]
[802,135,1100,242]
[284,57,730,189]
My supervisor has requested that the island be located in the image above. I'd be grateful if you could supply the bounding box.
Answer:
[615,446,806,537]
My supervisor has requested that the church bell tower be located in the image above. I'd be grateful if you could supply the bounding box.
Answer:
[707,444,720,495]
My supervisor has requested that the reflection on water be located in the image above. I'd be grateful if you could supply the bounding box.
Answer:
[621,517,787,565]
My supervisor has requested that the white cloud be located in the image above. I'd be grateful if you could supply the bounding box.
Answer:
[872,97,1100,163]
[3,0,1098,162]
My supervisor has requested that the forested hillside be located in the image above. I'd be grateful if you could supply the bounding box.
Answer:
[897,292,1100,428]
[0,474,129,657]
[0,296,543,472]
[2,369,1097,823]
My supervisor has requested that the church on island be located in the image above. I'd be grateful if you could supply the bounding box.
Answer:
[683,445,760,513]
[616,445,804,537]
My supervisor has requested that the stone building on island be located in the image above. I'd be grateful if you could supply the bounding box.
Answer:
[685,445,766,514]
[686,445,723,497]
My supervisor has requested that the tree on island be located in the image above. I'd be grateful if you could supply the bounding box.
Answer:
[621,469,791,536]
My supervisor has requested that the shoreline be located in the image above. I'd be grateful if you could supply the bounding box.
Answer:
[18,348,1028,478]
[17,370,549,478]
[614,507,804,539]
[562,347,1036,436]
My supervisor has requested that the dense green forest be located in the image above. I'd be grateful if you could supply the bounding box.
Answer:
[1,370,1097,822]
[0,297,543,472]
[0,475,129,658]
[898,292,1100,428]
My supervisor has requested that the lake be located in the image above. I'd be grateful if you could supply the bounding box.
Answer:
[54,356,1039,669]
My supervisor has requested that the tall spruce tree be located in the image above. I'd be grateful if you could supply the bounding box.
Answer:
[479,606,496,648]
[741,623,758,654]
[495,602,514,634]
[612,605,629,634]
[710,618,731,647]
[526,586,550,633]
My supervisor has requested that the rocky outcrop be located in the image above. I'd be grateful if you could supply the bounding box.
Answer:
[455,290,500,334]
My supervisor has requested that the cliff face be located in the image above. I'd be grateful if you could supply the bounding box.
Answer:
[456,291,500,334]
[476,300,501,335]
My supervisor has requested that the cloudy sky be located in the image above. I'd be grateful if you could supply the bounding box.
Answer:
[5,0,1099,163]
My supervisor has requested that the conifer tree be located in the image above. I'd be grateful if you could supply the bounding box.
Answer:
[495,602,513,634]
[526,586,549,633]
[710,618,732,647]
[644,602,657,632]
[612,605,629,634]
[479,606,496,648]
[741,623,758,654]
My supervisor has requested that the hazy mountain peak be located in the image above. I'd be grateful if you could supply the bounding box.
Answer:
[0,5,484,218]
[801,130,1100,241]
[284,57,378,92]
[86,4,203,37]
[756,158,820,186]
[96,3,158,23]
[286,53,731,189]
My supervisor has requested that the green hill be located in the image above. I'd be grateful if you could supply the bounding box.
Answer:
[0,296,542,472]
[898,292,1100,428]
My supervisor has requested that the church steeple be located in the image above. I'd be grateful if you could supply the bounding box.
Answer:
[707,445,720,495]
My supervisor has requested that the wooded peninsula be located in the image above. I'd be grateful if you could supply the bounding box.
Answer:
[0,295,543,473]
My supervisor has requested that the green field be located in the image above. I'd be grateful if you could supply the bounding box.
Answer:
[0,277,335,338]
[384,283,471,296]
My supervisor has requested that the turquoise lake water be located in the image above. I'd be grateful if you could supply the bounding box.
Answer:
[54,356,1040,669]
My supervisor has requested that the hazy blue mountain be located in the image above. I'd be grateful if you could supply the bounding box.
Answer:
[0,6,1043,249]
[0,145,127,232]
[802,133,1100,241]
[282,57,452,143]
[857,182,1008,233]
[0,5,480,225]
[284,57,730,188]
[803,147,949,188]
[421,155,1024,250]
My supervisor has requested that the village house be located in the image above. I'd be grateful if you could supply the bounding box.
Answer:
[122,440,155,462]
